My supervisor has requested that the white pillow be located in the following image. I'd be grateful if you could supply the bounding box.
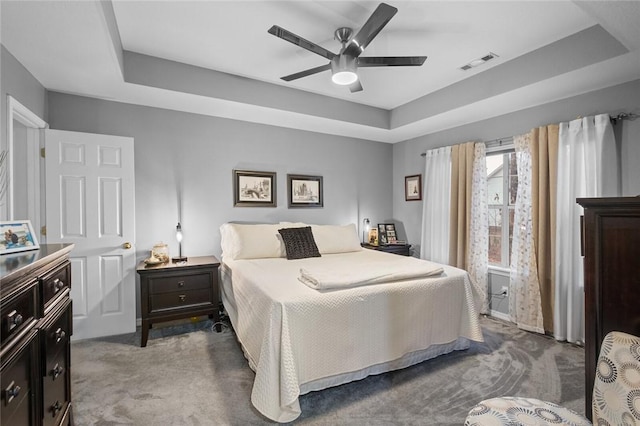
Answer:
[220,223,284,260]
[311,224,362,254]
[220,222,314,260]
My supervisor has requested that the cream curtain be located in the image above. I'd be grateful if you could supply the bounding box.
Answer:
[449,141,475,268]
[554,114,619,343]
[420,147,452,264]
[529,125,559,334]
[468,143,489,314]
[509,133,544,333]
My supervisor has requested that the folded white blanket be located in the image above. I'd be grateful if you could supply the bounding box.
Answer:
[299,256,444,290]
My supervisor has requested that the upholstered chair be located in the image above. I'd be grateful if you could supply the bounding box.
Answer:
[464,331,640,425]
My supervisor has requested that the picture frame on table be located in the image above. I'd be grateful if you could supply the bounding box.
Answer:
[0,220,40,255]
[378,223,397,244]
[368,228,379,246]
[405,174,422,201]
[233,169,277,207]
[287,174,323,208]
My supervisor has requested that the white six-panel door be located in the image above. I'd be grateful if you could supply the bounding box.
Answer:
[45,129,136,340]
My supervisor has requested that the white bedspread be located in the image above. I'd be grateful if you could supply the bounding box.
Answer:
[220,249,483,422]
[299,254,444,290]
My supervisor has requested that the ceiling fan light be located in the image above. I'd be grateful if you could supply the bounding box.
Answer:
[332,71,358,85]
[331,55,358,86]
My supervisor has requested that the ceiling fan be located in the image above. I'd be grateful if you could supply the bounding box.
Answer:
[268,2,427,93]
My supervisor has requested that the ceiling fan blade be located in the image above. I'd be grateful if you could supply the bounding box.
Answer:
[268,25,336,60]
[342,3,398,57]
[281,63,331,81]
[349,80,363,93]
[358,56,427,67]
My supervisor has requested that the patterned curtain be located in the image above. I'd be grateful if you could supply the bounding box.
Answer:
[510,133,544,333]
[468,143,489,314]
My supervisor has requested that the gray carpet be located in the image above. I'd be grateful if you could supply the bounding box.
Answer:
[71,316,585,425]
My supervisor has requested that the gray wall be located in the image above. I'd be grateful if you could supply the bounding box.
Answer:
[392,79,640,257]
[47,92,393,263]
[0,46,47,149]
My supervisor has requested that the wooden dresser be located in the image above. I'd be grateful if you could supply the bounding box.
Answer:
[1,243,74,426]
[578,197,640,420]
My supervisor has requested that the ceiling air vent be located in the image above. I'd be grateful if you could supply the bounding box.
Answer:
[459,52,499,71]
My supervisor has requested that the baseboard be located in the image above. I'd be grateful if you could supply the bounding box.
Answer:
[490,310,511,322]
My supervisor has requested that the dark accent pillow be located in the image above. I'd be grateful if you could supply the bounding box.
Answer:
[278,226,321,260]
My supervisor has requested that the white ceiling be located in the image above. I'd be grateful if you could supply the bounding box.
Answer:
[2,1,639,143]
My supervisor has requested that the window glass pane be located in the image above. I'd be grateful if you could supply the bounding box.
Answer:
[488,207,502,264]
[486,155,503,205]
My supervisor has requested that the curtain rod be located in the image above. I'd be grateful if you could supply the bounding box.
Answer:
[420,112,637,157]
[420,137,513,157]
[610,112,638,125]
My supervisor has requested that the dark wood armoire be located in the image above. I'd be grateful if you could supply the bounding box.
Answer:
[578,196,640,420]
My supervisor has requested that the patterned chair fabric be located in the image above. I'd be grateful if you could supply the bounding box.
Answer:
[464,331,640,426]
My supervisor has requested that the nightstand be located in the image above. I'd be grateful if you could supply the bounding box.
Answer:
[362,243,412,256]
[136,255,220,347]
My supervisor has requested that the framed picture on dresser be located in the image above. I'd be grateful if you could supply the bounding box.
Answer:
[0,220,39,254]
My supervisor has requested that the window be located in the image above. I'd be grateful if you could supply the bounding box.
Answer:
[487,151,518,267]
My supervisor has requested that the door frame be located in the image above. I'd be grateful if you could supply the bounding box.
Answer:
[6,95,48,240]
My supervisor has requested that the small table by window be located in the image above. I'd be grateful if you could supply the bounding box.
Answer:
[362,243,412,256]
[136,255,220,347]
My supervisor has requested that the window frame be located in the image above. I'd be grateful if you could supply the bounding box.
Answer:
[486,143,516,269]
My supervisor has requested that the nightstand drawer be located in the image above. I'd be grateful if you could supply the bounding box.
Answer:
[149,288,214,312]
[148,272,212,294]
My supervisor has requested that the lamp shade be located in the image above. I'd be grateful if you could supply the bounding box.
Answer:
[331,55,358,85]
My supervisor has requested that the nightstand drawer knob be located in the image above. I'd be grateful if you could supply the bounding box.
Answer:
[178,294,187,302]
[178,281,185,288]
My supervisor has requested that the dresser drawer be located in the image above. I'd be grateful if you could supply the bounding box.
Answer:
[150,288,214,312]
[40,262,71,313]
[0,328,38,426]
[148,271,213,294]
[42,349,70,426]
[1,280,38,350]
[42,300,71,368]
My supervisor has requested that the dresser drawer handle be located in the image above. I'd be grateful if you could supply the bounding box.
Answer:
[4,381,21,405]
[51,278,65,293]
[51,364,65,380]
[6,310,23,332]
[178,294,187,302]
[51,400,63,417]
[177,281,185,288]
[54,327,66,344]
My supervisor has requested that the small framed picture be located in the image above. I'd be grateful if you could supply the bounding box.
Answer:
[378,223,397,244]
[0,220,40,255]
[233,170,277,207]
[368,228,379,246]
[287,174,323,208]
[405,174,422,201]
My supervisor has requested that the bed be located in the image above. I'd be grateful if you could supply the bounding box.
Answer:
[219,222,484,422]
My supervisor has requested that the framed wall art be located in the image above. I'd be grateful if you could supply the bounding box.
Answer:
[233,169,277,207]
[0,220,40,254]
[405,174,422,201]
[287,174,323,208]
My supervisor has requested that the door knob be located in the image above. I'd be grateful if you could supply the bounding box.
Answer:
[123,242,132,249]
